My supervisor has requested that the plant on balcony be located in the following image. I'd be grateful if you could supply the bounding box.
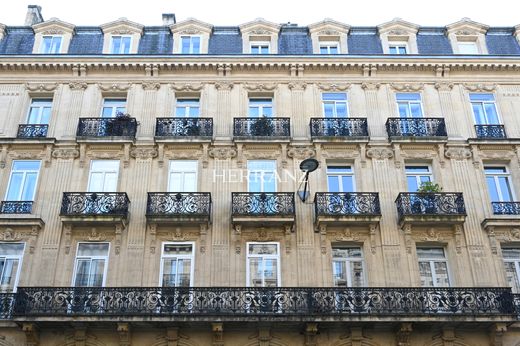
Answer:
[251,116,274,136]
[417,181,442,193]
[414,182,443,214]
[109,112,135,136]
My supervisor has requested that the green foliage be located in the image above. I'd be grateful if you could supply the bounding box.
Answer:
[417,181,443,193]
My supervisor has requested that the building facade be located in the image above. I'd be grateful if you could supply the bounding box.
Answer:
[0,5,520,346]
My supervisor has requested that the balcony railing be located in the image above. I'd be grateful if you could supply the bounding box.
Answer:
[60,193,130,217]
[233,118,290,138]
[0,293,15,319]
[0,201,33,214]
[475,125,507,139]
[396,193,466,217]
[386,118,447,138]
[146,193,211,217]
[17,124,48,138]
[310,118,368,138]
[76,117,137,138]
[155,118,213,138]
[232,193,295,217]
[12,287,514,317]
[492,202,520,215]
[315,193,381,216]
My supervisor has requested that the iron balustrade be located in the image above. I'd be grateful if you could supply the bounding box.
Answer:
[310,118,368,138]
[386,118,447,138]
[76,117,137,138]
[515,294,520,318]
[232,193,295,217]
[0,201,33,214]
[314,193,381,216]
[147,193,211,217]
[155,118,213,138]
[396,193,466,217]
[16,124,48,138]
[60,193,130,217]
[475,125,507,139]
[492,202,520,215]
[11,287,514,317]
[233,118,290,138]
[0,293,15,319]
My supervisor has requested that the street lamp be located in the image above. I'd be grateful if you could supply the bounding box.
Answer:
[298,158,319,202]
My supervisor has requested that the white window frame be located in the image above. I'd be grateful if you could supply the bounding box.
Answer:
[0,243,26,292]
[101,98,127,118]
[470,93,501,125]
[26,99,52,124]
[247,160,277,193]
[388,42,408,55]
[319,41,340,54]
[248,98,273,118]
[5,160,41,201]
[87,160,120,192]
[331,246,366,287]
[159,242,195,287]
[457,41,479,54]
[485,166,515,202]
[396,93,424,118]
[405,165,433,192]
[168,160,198,192]
[40,35,63,54]
[246,242,281,287]
[322,93,348,118]
[417,247,451,287]
[250,41,270,54]
[503,248,520,293]
[175,98,200,117]
[327,165,355,192]
[110,35,132,54]
[71,242,110,287]
[180,35,201,54]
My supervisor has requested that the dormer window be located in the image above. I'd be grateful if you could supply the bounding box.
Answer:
[40,35,62,54]
[181,36,201,54]
[446,18,489,55]
[309,19,350,54]
[110,35,132,54]
[240,18,281,54]
[378,18,419,54]
[170,19,212,54]
[100,18,144,54]
[319,42,339,54]
[389,43,408,54]
[250,41,270,54]
[32,18,75,54]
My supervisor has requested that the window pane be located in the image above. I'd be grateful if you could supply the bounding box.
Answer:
[177,259,191,286]
[103,173,118,192]
[0,259,19,289]
[6,173,23,200]
[74,260,91,286]
[407,176,419,192]
[264,259,278,287]
[503,248,520,258]
[350,261,364,287]
[183,172,197,192]
[472,104,486,124]
[486,177,500,201]
[418,262,433,287]
[192,37,200,53]
[111,37,121,53]
[90,259,105,287]
[434,261,450,287]
[189,107,200,117]
[78,243,109,256]
[42,37,52,53]
[485,167,507,174]
[470,93,495,102]
[398,46,407,54]
[162,259,176,287]
[484,103,499,124]
[249,244,277,255]
[333,261,347,286]
[336,103,347,117]
[417,248,445,259]
[410,103,423,117]
[13,161,41,171]
[164,244,193,255]
[328,176,340,192]
[329,46,338,54]
[21,172,38,200]
[0,244,24,255]
[398,103,410,117]
[397,93,420,101]
[181,37,191,53]
[498,177,514,201]
[504,262,520,292]
[249,258,262,287]
[341,176,354,192]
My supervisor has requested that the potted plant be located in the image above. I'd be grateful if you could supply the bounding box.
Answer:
[415,181,443,214]
[111,112,135,136]
[251,115,274,136]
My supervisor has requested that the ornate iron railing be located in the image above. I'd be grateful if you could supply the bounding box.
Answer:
[233,118,290,138]
[514,294,520,318]
[232,193,295,217]
[0,201,33,214]
[147,193,211,217]
[475,125,507,139]
[396,193,466,217]
[60,193,130,217]
[492,202,520,215]
[310,118,368,138]
[17,124,49,138]
[386,118,447,138]
[76,117,137,138]
[12,287,514,317]
[155,118,213,138]
[315,193,381,216]
[0,293,15,319]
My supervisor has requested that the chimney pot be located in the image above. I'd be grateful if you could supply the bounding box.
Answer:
[162,13,176,26]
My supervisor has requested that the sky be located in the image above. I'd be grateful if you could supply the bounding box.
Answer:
[0,0,519,27]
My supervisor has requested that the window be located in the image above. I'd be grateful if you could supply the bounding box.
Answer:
[40,35,62,54]
[0,243,25,292]
[168,160,198,192]
[181,36,201,54]
[175,99,200,117]
[389,44,407,54]
[457,41,479,54]
[88,160,119,192]
[248,98,273,117]
[417,248,450,287]
[247,242,280,287]
[396,93,423,118]
[332,247,365,287]
[250,42,270,54]
[27,99,52,124]
[322,93,348,117]
[327,166,354,192]
[503,248,520,293]
[101,99,127,118]
[5,161,41,202]
[110,36,132,54]
[160,243,194,287]
[405,166,432,192]
[470,94,500,125]
[73,243,109,287]
[248,160,276,192]
[319,42,339,54]
[485,167,514,202]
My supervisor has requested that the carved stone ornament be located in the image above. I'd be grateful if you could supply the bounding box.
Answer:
[249,29,272,35]
[463,83,497,92]
[166,150,203,160]
[214,82,234,91]
[25,82,58,92]
[317,30,341,36]
[98,83,132,92]
[141,82,161,91]
[243,151,280,160]
[366,147,393,160]
[287,147,316,159]
[318,83,350,91]
[130,147,158,160]
[400,149,436,160]
[434,82,454,91]
[444,147,472,160]
[68,82,88,90]
[178,29,201,35]
[87,150,123,160]
[244,83,277,92]
[42,29,64,35]
[361,82,381,90]
[0,229,22,242]
[110,29,135,35]
[388,29,408,36]
[209,146,237,159]
[287,82,307,91]
[456,29,477,36]
[170,83,204,92]
[321,150,359,159]
[478,149,515,160]
[8,151,43,160]
[390,83,424,92]
[52,148,80,160]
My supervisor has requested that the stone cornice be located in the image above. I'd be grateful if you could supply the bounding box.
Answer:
[239,18,281,34]
[169,18,213,34]
[377,18,419,34]
[446,17,489,35]
[100,17,144,35]
[32,18,75,34]
[308,18,350,34]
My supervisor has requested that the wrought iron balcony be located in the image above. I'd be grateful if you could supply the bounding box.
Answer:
[76,117,137,138]
[386,118,447,138]
[155,118,213,138]
[60,193,130,217]
[492,202,520,215]
[475,125,507,139]
[233,117,290,138]
[0,293,15,319]
[396,193,466,224]
[0,201,33,214]
[11,287,515,320]
[310,118,368,138]
[232,193,295,218]
[16,124,48,138]
[146,192,211,224]
[314,193,381,225]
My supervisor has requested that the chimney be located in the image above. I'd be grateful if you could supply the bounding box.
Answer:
[162,13,176,26]
[25,5,44,26]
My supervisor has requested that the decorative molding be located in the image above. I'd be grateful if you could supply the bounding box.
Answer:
[41,29,64,35]
[463,83,497,92]
[317,83,350,91]
[214,82,234,91]
[400,149,436,160]
[321,149,359,159]
[98,83,132,92]
[178,29,201,35]
[8,151,44,160]
[243,151,281,160]
[249,29,272,35]
[478,149,515,161]
[166,150,203,160]
[361,82,381,91]
[390,83,424,92]
[170,83,204,92]
[25,83,58,92]
[209,146,237,160]
[366,147,393,160]
[455,29,478,36]
[243,83,277,92]
[434,82,454,91]
[52,148,80,160]
[445,147,472,160]
[287,82,307,91]
[317,29,341,36]
[141,82,161,91]
[287,147,316,160]
[130,147,158,160]
[68,82,88,90]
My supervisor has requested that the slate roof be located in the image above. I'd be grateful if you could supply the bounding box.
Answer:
[278,26,312,55]
[0,27,34,54]
[68,27,103,55]
[208,27,242,54]
[138,27,173,54]
[347,28,383,55]
[486,28,520,55]
[417,28,453,55]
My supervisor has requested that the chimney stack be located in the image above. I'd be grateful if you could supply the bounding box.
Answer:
[24,5,44,26]
[162,13,176,26]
